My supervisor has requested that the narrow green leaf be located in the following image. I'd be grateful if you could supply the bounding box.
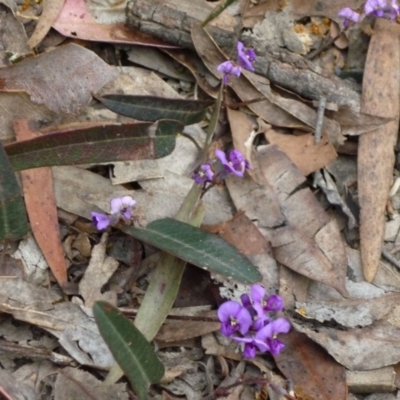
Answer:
[96,95,213,125]
[201,0,238,27]
[5,120,182,171]
[0,143,28,241]
[122,218,261,283]
[93,301,164,400]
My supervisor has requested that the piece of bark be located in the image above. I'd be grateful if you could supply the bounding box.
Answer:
[358,19,400,282]
[126,0,361,110]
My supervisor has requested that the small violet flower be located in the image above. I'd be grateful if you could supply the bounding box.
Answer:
[215,149,251,178]
[217,61,241,85]
[218,300,252,337]
[217,41,256,85]
[192,163,215,184]
[232,318,290,358]
[258,318,291,355]
[91,212,111,230]
[91,195,136,230]
[218,284,290,358]
[364,0,399,20]
[110,196,136,220]
[337,7,361,27]
[237,41,257,72]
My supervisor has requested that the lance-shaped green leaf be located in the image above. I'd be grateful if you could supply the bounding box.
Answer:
[93,301,164,400]
[0,143,28,241]
[121,218,261,283]
[5,120,182,171]
[96,95,213,125]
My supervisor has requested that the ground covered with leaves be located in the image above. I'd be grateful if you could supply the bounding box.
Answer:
[2,0,400,399]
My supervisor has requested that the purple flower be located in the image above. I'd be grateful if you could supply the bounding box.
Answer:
[218,300,252,337]
[256,318,291,355]
[364,0,399,19]
[237,41,256,71]
[215,149,250,178]
[91,212,111,230]
[232,335,269,358]
[250,285,284,330]
[217,61,242,85]
[337,7,361,27]
[232,318,290,358]
[192,163,215,184]
[110,196,136,220]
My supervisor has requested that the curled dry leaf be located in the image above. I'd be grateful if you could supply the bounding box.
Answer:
[0,43,117,114]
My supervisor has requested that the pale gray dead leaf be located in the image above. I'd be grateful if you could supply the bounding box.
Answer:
[12,232,49,285]
[0,278,114,368]
[313,169,357,229]
[296,293,400,328]
[126,45,194,81]
[0,43,117,114]
[293,319,400,370]
[55,367,128,400]
[0,369,36,400]
[79,232,119,308]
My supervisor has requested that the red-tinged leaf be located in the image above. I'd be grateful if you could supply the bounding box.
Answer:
[53,0,176,47]
[275,329,348,400]
[15,120,67,287]
[5,119,181,171]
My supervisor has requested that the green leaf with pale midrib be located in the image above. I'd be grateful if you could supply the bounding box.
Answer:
[122,218,261,283]
[97,95,213,125]
[93,301,164,400]
[5,120,182,171]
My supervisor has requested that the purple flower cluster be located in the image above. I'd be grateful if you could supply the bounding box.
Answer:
[338,0,399,28]
[217,42,257,85]
[217,284,290,358]
[192,149,251,185]
[91,196,136,230]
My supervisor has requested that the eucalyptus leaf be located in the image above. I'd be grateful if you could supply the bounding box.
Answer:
[0,143,28,241]
[122,218,261,283]
[93,301,164,400]
[96,95,213,125]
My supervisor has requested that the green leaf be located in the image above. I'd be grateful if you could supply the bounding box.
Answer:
[93,301,164,400]
[96,95,213,125]
[201,0,238,27]
[0,143,28,241]
[4,120,182,171]
[122,218,261,283]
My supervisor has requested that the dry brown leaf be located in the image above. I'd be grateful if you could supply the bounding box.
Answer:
[257,145,348,297]
[27,0,65,48]
[358,19,400,282]
[15,119,67,288]
[293,319,400,371]
[265,130,337,175]
[0,43,117,114]
[275,330,347,400]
